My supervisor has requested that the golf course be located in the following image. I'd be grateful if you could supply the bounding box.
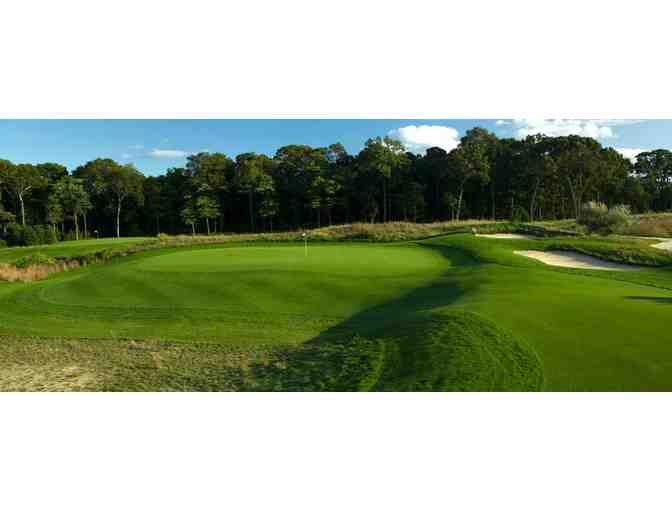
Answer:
[1,228,671,391]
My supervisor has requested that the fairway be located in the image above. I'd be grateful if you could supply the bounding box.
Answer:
[1,236,672,390]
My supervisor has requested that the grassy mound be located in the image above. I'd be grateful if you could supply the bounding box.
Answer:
[250,311,542,391]
[375,311,543,391]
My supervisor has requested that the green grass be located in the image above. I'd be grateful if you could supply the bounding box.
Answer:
[1,233,672,391]
[0,237,152,264]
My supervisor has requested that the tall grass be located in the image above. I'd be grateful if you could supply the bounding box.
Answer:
[623,216,672,237]
[0,260,81,282]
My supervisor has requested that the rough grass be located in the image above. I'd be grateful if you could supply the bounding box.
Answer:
[623,215,672,238]
[0,336,273,391]
[0,237,152,264]
[0,312,540,392]
[0,259,84,282]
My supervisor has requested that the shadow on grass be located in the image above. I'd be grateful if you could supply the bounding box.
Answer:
[625,296,672,304]
[250,243,544,391]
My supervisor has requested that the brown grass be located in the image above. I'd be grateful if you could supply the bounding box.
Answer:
[160,219,510,245]
[624,216,672,238]
[0,364,100,391]
[0,260,81,282]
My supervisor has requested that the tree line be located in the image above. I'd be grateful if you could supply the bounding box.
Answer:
[1,127,671,241]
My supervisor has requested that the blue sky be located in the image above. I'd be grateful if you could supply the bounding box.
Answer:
[0,119,669,176]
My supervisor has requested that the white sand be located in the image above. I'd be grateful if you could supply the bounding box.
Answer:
[625,236,672,251]
[515,250,643,271]
[652,240,672,252]
[476,233,539,240]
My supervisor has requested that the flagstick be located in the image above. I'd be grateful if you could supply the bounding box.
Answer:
[303,232,307,256]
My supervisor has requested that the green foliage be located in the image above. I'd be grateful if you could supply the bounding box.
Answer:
[0,208,16,226]
[180,199,199,234]
[578,201,632,234]
[6,224,60,247]
[4,224,24,246]
[512,206,530,223]
[0,237,152,264]
[13,252,56,269]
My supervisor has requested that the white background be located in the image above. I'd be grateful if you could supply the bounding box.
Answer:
[2,1,672,509]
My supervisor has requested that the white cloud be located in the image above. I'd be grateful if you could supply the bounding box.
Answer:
[148,148,192,158]
[615,148,647,163]
[120,153,132,160]
[387,125,460,154]
[507,119,619,140]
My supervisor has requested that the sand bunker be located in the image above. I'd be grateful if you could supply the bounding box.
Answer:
[476,233,538,240]
[652,240,672,252]
[515,250,642,271]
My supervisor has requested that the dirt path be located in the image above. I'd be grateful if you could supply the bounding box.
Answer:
[515,250,643,271]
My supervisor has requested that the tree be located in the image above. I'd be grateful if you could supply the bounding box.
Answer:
[0,208,15,235]
[33,163,68,226]
[196,195,218,235]
[53,176,92,240]
[180,199,199,235]
[82,159,145,237]
[2,163,47,225]
[46,194,64,234]
[420,147,451,219]
[0,159,10,217]
[449,134,491,221]
[357,137,406,222]
[516,135,550,221]
[258,190,279,231]
[460,128,499,218]
[235,153,274,232]
[142,177,168,235]
[186,152,234,229]
[548,136,604,219]
[634,149,672,211]
[273,145,328,228]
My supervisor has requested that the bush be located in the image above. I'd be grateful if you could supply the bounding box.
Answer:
[4,224,58,246]
[578,202,632,234]
[22,225,41,246]
[38,225,59,245]
[512,206,530,223]
[0,239,6,248]
[5,224,25,246]
[13,253,56,269]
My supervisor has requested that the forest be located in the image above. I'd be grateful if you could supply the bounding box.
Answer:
[1,127,671,243]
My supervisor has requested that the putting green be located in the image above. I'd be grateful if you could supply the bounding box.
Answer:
[1,236,672,390]
[0,244,458,345]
